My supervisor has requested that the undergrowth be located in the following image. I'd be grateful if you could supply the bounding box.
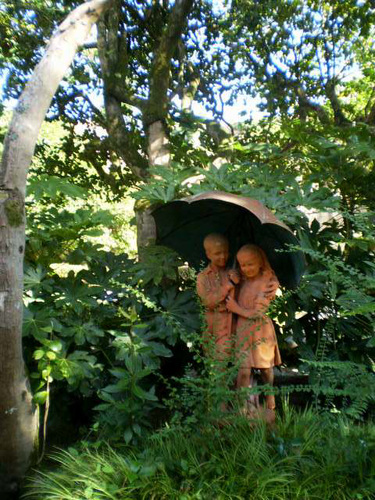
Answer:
[23,404,375,499]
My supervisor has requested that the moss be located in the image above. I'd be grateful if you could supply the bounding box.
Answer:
[5,198,24,227]
[143,53,170,126]
[134,198,153,212]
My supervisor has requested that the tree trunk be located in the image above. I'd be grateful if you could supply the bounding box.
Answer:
[136,120,171,250]
[0,0,113,493]
[135,0,194,252]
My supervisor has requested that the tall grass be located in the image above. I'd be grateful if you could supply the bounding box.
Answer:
[23,405,375,499]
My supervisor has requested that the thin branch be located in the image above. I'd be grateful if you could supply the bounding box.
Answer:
[82,41,98,49]
[72,88,107,125]
[246,51,331,125]
[325,78,350,125]
[215,90,234,135]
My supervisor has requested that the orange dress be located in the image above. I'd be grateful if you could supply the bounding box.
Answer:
[196,265,233,359]
[235,271,281,369]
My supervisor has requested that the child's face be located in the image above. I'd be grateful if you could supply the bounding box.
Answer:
[205,242,229,269]
[237,251,262,279]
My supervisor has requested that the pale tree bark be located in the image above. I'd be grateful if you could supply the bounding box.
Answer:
[136,120,172,253]
[0,0,113,494]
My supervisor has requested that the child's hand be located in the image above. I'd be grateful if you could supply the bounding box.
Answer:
[264,279,279,299]
[225,295,240,313]
[228,270,240,285]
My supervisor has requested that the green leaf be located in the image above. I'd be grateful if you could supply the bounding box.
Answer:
[133,423,142,436]
[33,391,48,404]
[132,384,158,401]
[84,486,93,499]
[24,265,51,293]
[49,340,63,352]
[23,308,53,340]
[33,349,45,360]
[124,427,133,444]
[27,174,87,201]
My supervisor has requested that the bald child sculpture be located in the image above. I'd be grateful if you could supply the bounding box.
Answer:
[196,233,239,361]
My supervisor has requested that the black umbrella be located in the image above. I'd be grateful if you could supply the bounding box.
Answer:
[152,191,305,289]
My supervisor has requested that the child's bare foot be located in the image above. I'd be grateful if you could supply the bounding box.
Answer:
[246,402,259,420]
[220,402,227,413]
[265,408,276,427]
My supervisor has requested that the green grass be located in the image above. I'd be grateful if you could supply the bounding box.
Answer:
[23,405,375,499]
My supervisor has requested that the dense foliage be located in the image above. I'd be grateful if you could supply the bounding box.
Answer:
[1,0,375,496]
[24,162,201,445]
[24,406,375,499]
[21,116,375,450]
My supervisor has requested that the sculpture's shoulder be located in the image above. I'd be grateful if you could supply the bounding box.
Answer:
[197,266,210,288]
[258,270,279,300]
[261,270,278,284]
[197,265,212,279]
[269,271,280,289]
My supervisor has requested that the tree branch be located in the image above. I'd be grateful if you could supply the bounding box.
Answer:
[82,41,98,49]
[295,86,330,124]
[70,88,107,125]
[1,0,114,190]
[246,51,331,125]
[143,0,194,126]
[325,78,350,125]
[181,62,201,111]
[97,11,148,178]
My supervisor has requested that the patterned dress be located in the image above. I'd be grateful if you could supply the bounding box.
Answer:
[196,265,233,360]
[235,271,281,369]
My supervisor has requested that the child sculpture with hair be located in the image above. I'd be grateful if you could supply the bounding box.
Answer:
[226,244,281,417]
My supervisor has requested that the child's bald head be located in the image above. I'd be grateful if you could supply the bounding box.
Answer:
[203,233,228,252]
[203,233,229,269]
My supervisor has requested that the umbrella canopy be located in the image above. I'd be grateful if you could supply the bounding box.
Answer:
[152,191,305,289]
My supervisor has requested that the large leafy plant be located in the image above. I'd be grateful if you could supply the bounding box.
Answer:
[24,173,200,448]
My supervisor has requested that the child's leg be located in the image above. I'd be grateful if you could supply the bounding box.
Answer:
[236,367,252,415]
[259,367,275,410]
[237,367,251,388]
[210,336,233,414]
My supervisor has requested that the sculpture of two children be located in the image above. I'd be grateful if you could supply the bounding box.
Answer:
[196,233,280,421]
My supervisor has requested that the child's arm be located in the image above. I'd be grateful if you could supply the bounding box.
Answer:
[253,276,279,313]
[225,295,255,318]
[263,278,279,300]
[226,279,278,319]
[197,273,234,310]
